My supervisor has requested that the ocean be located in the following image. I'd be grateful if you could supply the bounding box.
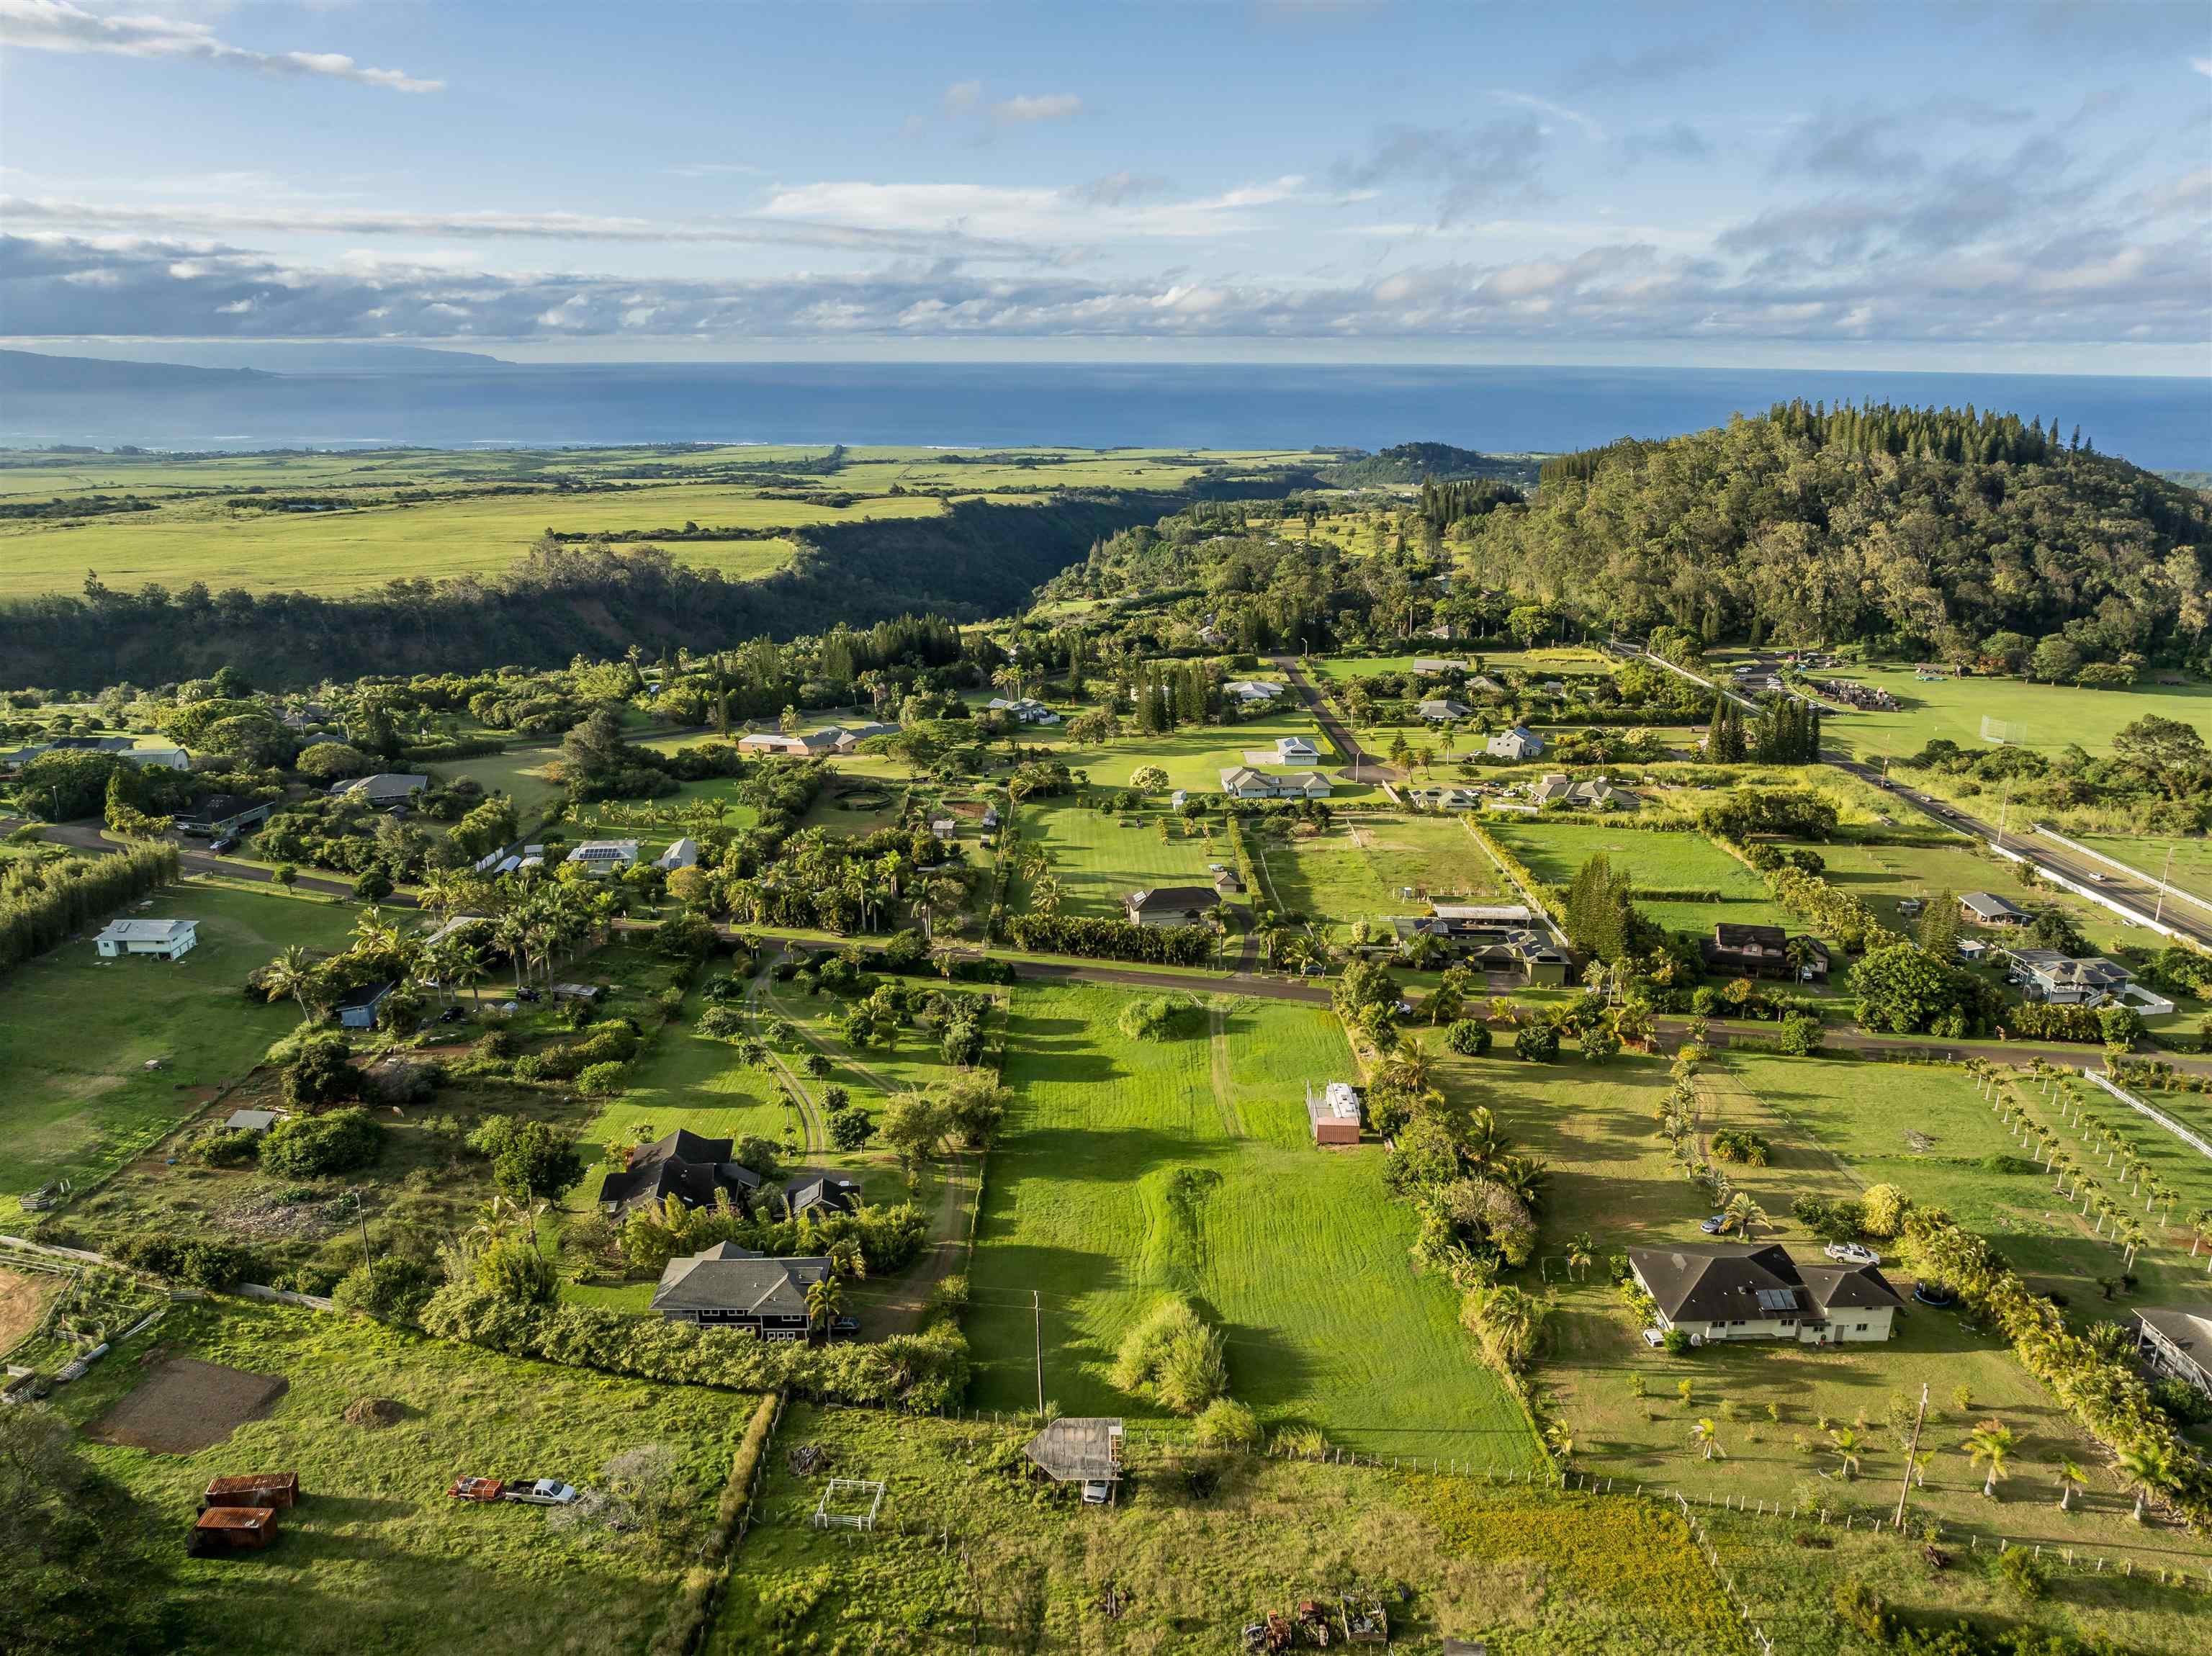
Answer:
[4,361,2207,471]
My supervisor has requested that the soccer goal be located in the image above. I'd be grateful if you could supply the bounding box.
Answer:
[1979,715,2028,746]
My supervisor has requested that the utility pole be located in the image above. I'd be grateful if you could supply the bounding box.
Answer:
[2154,842,2175,928]
[351,1190,377,1277]
[1033,1290,1045,1419]
[1894,1382,1928,1529]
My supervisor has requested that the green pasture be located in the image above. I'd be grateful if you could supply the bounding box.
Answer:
[1018,801,1228,919]
[2074,831,2212,906]
[1807,666,2212,761]
[1429,1043,2212,1596]
[1485,818,1793,935]
[55,1298,753,1656]
[0,880,355,1222]
[967,982,1541,1464]
[1259,815,1502,935]
[712,1404,1752,1656]
[1077,708,1378,798]
[431,744,567,824]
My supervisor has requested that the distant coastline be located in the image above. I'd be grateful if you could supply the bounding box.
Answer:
[2,356,2206,470]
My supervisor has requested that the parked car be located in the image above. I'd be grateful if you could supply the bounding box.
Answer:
[209,836,238,854]
[1824,1242,1880,1267]
[1081,1479,1112,1506]
[1699,1215,1731,1235]
[516,986,543,1003]
[438,1006,467,1024]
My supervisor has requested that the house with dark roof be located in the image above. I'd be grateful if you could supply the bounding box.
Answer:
[650,1241,831,1339]
[2132,1305,2212,1400]
[2004,949,2150,1008]
[783,1174,861,1220]
[1628,1243,1900,1344]
[598,1129,765,1214]
[1700,924,1830,982]
[1959,891,2029,927]
[1125,886,1221,927]
[176,794,273,837]
[332,773,428,808]
[333,980,397,1030]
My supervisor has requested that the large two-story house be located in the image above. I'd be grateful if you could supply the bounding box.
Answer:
[598,1129,766,1214]
[650,1242,832,1340]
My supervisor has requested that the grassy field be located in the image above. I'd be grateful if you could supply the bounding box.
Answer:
[1260,815,1502,937]
[2074,832,2212,906]
[1802,665,2212,761]
[1486,818,1793,935]
[1057,708,1380,798]
[434,743,568,824]
[53,1297,757,1656]
[1305,646,1618,682]
[1019,801,1228,919]
[0,442,1319,598]
[968,983,1540,1464]
[1418,1042,2212,1614]
[711,1403,1753,1656]
[0,879,358,1223]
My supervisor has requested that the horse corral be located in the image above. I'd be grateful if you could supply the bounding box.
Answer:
[810,1477,886,1531]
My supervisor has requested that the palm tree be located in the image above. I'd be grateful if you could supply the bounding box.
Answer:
[1726,1192,1767,1243]
[262,945,323,1025]
[805,1274,844,1339]
[1690,1418,1723,1460]
[2113,1444,2172,1524]
[2055,1458,2087,1512]
[1028,873,1063,917]
[1565,1232,1594,1283]
[351,905,403,957]
[1827,1426,1864,1481]
[1964,1420,2015,1499]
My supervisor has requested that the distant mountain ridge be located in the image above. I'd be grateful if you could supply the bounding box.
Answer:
[2,342,512,375]
[1322,441,1542,487]
[0,349,271,392]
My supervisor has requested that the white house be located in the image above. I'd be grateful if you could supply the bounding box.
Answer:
[1219,766,1332,801]
[1125,886,1221,927]
[987,697,1060,726]
[1628,1243,1901,1345]
[567,839,641,873]
[2005,949,2170,1012]
[1405,785,1481,812]
[1225,680,1286,706]
[332,773,429,808]
[738,729,839,756]
[657,837,700,872]
[2134,1306,2212,1400]
[1273,735,1323,766]
[1411,658,1471,675]
[1486,726,1545,760]
[94,918,197,960]
[120,744,192,770]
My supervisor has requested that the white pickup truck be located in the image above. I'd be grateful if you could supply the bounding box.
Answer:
[448,1476,580,1506]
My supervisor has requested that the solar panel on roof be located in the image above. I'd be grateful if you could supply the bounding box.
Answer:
[1753,1289,1798,1312]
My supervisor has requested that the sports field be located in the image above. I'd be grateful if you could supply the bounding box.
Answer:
[967,982,1541,1464]
[0,880,355,1222]
[1807,666,2212,760]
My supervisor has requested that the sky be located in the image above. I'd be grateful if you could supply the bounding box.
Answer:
[2,0,2209,372]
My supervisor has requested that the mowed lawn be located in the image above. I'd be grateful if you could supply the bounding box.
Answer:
[1431,1043,2212,1584]
[1262,815,1503,935]
[0,880,355,1220]
[1076,708,1382,798]
[968,983,1542,1464]
[58,1299,755,1656]
[1020,801,1228,918]
[1487,819,1793,935]
[1807,666,2212,760]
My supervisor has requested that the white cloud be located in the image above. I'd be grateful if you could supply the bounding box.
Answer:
[993,92,1082,122]
[0,0,441,91]
[1491,91,1604,142]
[942,79,981,115]
[2193,56,2212,77]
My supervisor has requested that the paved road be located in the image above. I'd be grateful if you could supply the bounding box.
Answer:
[4,815,413,906]
[1272,655,1403,784]
[1825,760,2212,952]
[1614,645,2212,950]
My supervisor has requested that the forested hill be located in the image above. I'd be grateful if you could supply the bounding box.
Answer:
[1466,402,2210,665]
[0,492,1175,688]
[1323,442,1541,488]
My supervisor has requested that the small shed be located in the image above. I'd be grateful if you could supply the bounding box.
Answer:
[1305,1081,1362,1146]
[191,1506,279,1552]
[222,1109,284,1135]
[204,1472,300,1510]
[1023,1416,1123,1486]
[334,980,396,1030]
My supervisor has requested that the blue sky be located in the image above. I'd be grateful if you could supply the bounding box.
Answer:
[3,0,2208,370]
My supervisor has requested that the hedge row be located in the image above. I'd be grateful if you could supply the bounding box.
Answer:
[1902,1210,2209,1529]
[0,843,179,976]
[1005,912,1218,965]
[418,1282,969,1411]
